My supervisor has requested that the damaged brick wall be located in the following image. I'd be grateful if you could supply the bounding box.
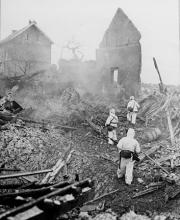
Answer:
[96,8,141,97]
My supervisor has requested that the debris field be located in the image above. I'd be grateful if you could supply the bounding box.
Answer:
[0,86,180,219]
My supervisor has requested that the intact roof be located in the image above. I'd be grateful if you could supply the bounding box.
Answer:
[0,21,53,45]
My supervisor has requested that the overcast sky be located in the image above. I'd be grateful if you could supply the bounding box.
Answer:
[2,0,180,85]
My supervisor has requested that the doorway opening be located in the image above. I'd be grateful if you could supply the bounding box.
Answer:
[111,67,119,84]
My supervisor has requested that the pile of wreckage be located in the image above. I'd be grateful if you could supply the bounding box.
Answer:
[0,59,180,219]
[0,98,23,125]
[0,169,94,220]
[0,87,180,219]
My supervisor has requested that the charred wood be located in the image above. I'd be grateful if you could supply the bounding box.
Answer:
[0,179,93,219]
[0,181,70,201]
[42,147,74,184]
[132,185,164,198]
[0,169,52,180]
[139,145,162,162]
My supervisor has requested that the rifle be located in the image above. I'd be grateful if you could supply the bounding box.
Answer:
[132,152,140,162]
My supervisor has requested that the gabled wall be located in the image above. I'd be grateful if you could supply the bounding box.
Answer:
[96,8,141,97]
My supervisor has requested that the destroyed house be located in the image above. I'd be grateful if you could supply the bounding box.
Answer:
[0,21,53,77]
[96,8,141,96]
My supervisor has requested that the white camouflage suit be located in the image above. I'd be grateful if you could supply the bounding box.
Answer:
[105,109,118,145]
[117,128,140,185]
[127,97,140,125]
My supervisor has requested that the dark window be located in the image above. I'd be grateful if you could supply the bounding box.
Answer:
[25,34,29,40]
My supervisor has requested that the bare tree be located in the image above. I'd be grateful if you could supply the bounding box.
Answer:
[12,59,35,76]
[4,45,40,77]
[64,40,84,61]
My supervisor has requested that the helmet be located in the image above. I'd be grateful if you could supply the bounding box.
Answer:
[110,108,115,115]
[130,96,134,100]
[127,128,135,138]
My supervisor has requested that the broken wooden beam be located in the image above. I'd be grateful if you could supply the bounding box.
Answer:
[142,152,170,175]
[132,185,164,198]
[85,117,102,135]
[6,206,44,220]
[139,145,162,162]
[17,117,77,131]
[166,109,175,146]
[165,185,180,201]
[85,188,123,205]
[7,187,93,220]
[0,112,15,121]
[0,169,52,180]
[18,182,53,190]
[13,166,40,183]
[153,57,164,91]
[42,146,74,184]
[156,153,180,164]
[0,168,21,172]
[173,121,180,137]
[0,181,70,201]
[0,179,93,219]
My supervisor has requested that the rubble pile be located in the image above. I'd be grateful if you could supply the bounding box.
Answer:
[1,86,180,219]
[139,92,180,139]
[0,121,71,177]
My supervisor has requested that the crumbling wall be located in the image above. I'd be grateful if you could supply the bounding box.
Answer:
[96,8,141,97]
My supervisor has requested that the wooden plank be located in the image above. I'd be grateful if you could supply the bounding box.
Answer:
[21,176,38,183]
[132,186,163,198]
[156,153,180,164]
[13,166,39,183]
[139,145,161,162]
[41,146,74,184]
[166,109,175,145]
[7,206,43,220]
[0,169,52,180]
[0,168,21,172]
[85,188,123,205]
[85,117,102,135]
[153,57,164,89]
[142,152,170,175]
[0,181,69,200]
[0,179,92,219]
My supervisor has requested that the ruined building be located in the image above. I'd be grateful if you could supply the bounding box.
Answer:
[58,8,142,96]
[96,8,141,96]
[0,21,53,77]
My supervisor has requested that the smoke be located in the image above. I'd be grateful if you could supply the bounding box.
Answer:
[58,59,100,95]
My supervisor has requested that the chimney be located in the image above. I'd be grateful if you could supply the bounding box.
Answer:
[29,20,37,25]
[12,30,17,34]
